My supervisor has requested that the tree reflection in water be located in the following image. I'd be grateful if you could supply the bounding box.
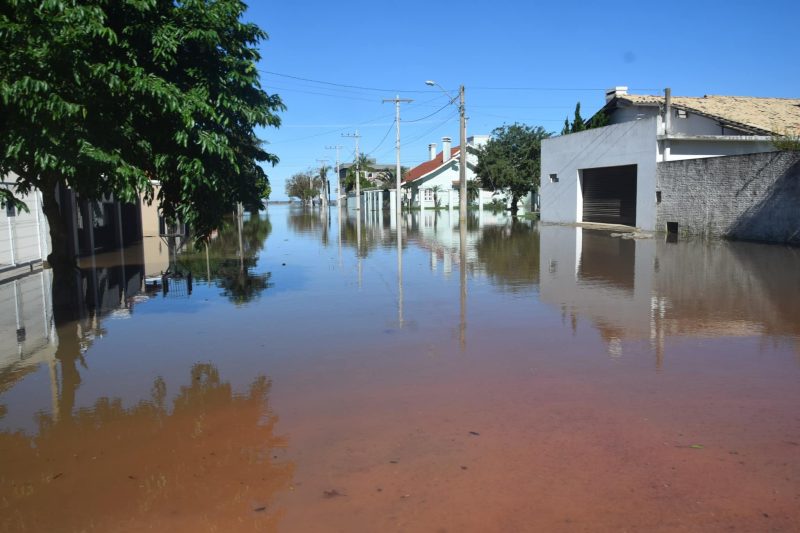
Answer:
[181,212,273,305]
[0,363,293,533]
[475,220,540,293]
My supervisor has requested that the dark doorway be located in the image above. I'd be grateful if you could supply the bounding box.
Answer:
[581,164,637,225]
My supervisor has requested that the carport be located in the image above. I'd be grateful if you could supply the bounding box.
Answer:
[580,164,637,226]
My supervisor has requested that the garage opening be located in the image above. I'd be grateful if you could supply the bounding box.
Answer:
[581,164,637,226]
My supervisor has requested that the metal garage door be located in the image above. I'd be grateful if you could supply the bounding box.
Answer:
[581,165,637,226]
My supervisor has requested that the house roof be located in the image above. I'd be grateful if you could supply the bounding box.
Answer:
[610,94,800,136]
[402,147,460,183]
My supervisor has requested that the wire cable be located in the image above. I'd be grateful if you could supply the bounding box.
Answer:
[365,119,396,156]
[403,101,453,123]
[260,70,436,94]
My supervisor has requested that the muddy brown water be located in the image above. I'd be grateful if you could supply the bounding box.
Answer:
[1,206,799,532]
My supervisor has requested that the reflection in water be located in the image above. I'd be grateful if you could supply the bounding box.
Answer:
[2,204,800,531]
[180,212,273,305]
[475,220,540,293]
[539,226,800,364]
[0,363,292,532]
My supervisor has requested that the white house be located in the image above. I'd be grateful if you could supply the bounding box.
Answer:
[402,135,507,209]
[540,87,799,230]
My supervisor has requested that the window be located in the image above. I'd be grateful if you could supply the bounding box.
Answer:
[656,190,662,203]
[6,204,15,217]
[676,109,688,119]
[423,189,433,201]
[549,173,559,183]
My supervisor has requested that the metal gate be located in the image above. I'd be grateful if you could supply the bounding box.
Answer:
[581,165,637,226]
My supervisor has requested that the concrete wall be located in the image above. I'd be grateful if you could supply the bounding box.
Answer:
[541,117,659,230]
[656,151,800,244]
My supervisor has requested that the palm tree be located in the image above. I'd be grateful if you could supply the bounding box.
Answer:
[431,185,442,209]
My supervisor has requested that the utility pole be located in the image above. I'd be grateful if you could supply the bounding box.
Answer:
[458,85,467,225]
[325,145,343,205]
[426,80,467,225]
[316,158,329,208]
[382,95,413,217]
[342,131,361,211]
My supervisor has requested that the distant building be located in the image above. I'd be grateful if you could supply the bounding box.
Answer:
[338,159,395,188]
[540,87,800,232]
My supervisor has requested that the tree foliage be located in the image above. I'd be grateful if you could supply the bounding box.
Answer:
[285,171,322,204]
[0,0,284,266]
[475,123,551,213]
[562,102,609,134]
[342,154,375,192]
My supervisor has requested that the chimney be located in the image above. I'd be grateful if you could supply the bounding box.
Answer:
[428,143,437,161]
[442,137,452,163]
[604,86,628,103]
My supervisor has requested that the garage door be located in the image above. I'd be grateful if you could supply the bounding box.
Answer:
[581,165,637,226]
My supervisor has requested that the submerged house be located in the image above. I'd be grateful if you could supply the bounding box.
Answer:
[402,135,522,209]
[540,87,800,238]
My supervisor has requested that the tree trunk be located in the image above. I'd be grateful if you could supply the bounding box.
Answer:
[510,195,519,216]
[40,181,83,325]
[40,182,76,271]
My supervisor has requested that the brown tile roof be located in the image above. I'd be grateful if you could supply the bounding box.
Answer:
[615,94,800,135]
[403,147,460,183]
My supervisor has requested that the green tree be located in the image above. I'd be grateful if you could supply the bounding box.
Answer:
[0,0,283,270]
[342,154,374,192]
[285,171,321,204]
[475,123,551,214]
[562,102,608,134]
[588,109,609,129]
[561,117,571,136]
[572,102,586,132]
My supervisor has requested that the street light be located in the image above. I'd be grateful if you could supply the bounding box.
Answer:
[426,80,467,225]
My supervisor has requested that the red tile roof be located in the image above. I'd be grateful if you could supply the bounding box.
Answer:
[402,147,460,183]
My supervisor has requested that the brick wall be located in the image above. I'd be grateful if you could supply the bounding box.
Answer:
[656,151,800,244]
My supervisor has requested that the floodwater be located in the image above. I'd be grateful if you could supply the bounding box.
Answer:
[1,205,799,532]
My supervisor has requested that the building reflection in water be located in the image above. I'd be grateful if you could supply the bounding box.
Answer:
[0,215,291,531]
[0,362,292,532]
[539,225,800,366]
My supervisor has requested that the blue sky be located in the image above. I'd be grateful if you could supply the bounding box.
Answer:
[244,1,799,200]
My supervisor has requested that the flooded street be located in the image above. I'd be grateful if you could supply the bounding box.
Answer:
[1,204,799,532]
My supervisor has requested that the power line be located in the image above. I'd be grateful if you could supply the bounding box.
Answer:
[260,70,660,94]
[266,112,394,144]
[365,119,396,156]
[402,101,452,123]
[264,83,383,103]
[260,70,437,94]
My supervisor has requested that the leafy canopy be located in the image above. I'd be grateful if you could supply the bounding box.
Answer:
[285,171,322,203]
[0,0,283,239]
[475,123,551,210]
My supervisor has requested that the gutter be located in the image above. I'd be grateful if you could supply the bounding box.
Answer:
[657,134,773,142]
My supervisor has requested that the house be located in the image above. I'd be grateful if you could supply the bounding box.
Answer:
[402,135,497,208]
[540,86,800,233]
[338,158,395,188]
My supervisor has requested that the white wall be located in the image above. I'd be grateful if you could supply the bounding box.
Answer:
[538,225,656,348]
[663,138,776,161]
[541,117,659,230]
[1,177,50,267]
